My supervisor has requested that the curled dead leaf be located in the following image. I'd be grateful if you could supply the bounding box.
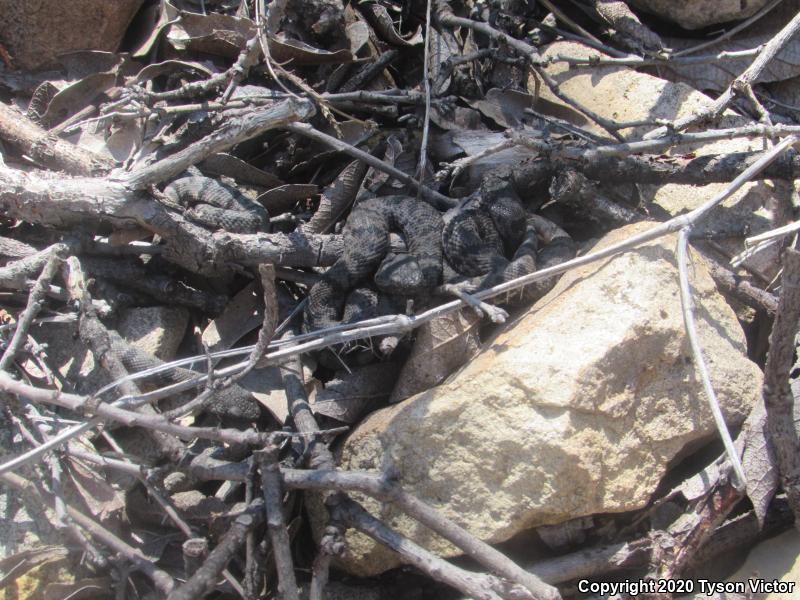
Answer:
[268,36,355,66]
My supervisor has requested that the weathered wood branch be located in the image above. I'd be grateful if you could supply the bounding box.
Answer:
[764,249,800,519]
[0,101,114,175]
[124,98,315,189]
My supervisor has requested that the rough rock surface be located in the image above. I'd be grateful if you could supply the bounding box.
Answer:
[0,0,145,70]
[333,222,762,576]
[540,41,780,280]
[628,0,772,30]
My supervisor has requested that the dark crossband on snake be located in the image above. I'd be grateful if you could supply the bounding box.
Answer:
[161,175,576,333]
[303,192,577,332]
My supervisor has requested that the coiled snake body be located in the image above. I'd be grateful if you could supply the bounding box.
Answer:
[304,196,443,331]
[303,193,576,331]
[165,176,269,233]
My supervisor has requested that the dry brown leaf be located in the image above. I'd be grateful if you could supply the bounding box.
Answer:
[201,281,264,354]
[201,153,285,189]
[132,0,180,57]
[468,88,538,129]
[132,59,215,85]
[737,398,779,527]
[268,35,355,66]
[40,73,117,128]
[361,3,423,47]
[346,20,371,55]
[390,309,481,403]
[65,443,126,523]
[103,119,143,163]
[312,362,399,423]
[167,12,255,58]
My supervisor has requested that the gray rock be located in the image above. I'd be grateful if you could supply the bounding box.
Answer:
[628,0,772,30]
[0,0,145,70]
[332,223,762,576]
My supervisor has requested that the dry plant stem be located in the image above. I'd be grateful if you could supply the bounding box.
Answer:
[678,229,746,488]
[0,235,37,261]
[0,471,176,595]
[550,47,761,68]
[0,101,113,175]
[763,249,800,519]
[277,329,340,598]
[0,416,95,475]
[417,0,434,186]
[435,6,623,140]
[747,219,800,246]
[244,463,260,599]
[24,407,102,564]
[645,10,800,139]
[67,257,184,460]
[125,98,315,189]
[0,246,67,290]
[286,123,456,210]
[145,32,261,104]
[538,0,603,46]
[0,373,273,446]
[234,264,279,381]
[222,35,263,103]
[701,250,779,314]
[4,133,800,244]
[672,0,785,57]
[333,497,510,600]
[0,245,64,371]
[168,502,264,600]
[140,472,249,598]
[257,445,300,600]
[281,469,560,600]
[338,50,399,94]
[526,496,792,584]
[177,263,280,417]
[309,554,332,600]
[657,479,743,579]
[91,137,799,404]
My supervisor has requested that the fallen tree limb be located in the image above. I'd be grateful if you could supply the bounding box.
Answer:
[124,98,315,189]
[0,101,114,175]
[763,249,800,520]
[281,469,560,600]
[167,500,265,600]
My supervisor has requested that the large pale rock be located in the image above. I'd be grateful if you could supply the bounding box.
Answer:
[628,0,772,29]
[334,222,762,576]
[0,0,145,70]
[539,41,780,280]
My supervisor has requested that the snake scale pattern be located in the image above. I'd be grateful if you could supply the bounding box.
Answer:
[165,176,269,233]
[108,330,261,422]
[164,175,575,333]
[304,195,443,331]
[304,192,576,331]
